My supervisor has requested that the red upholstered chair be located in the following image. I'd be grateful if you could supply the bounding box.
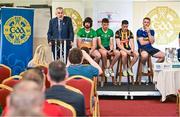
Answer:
[2,75,22,88]
[66,75,99,116]
[0,84,13,109]
[0,64,11,84]
[47,99,76,117]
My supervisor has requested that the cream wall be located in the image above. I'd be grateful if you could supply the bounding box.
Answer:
[0,0,52,6]
[1,0,179,65]
[133,1,180,51]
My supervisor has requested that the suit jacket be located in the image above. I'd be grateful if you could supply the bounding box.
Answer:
[45,85,86,116]
[47,16,74,42]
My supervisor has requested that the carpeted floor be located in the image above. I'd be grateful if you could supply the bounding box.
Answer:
[99,97,178,116]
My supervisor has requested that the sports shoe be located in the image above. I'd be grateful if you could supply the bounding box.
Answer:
[104,69,110,78]
[143,65,148,73]
[127,68,134,76]
[122,70,128,77]
[109,68,114,77]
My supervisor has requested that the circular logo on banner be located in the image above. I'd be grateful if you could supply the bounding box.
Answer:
[3,16,31,45]
[146,6,179,45]
[64,8,82,33]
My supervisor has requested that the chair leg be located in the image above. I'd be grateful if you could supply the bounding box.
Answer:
[131,76,134,85]
[136,58,141,83]
[100,59,106,87]
[100,75,104,87]
[176,93,180,115]
[138,62,142,85]
[127,56,134,85]
[119,60,123,85]
[116,58,120,81]
[146,56,154,83]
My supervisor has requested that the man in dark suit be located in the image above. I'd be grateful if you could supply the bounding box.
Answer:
[45,60,85,116]
[47,7,74,61]
[178,32,180,62]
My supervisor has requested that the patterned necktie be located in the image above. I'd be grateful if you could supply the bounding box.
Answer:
[58,20,62,39]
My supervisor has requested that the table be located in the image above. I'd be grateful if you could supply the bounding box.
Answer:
[153,63,180,102]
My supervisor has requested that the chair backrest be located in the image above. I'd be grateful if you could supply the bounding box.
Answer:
[65,85,83,95]
[46,99,76,117]
[0,84,13,109]
[66,75,94,115]
[0,64,11,84]
[2,75,22,88]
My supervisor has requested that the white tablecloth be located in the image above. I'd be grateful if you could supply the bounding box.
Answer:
[153,68,180,102]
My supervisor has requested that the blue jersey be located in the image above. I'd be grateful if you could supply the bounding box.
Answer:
[67,64,99,80]
[179,32,180,39]
[136,28,155,49]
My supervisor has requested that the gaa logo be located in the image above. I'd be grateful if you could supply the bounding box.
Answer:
[3,16,31,45]
[147,7,179,45]
[64,8,82,33]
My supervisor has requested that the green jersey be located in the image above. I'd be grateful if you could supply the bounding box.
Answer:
[77,28,97,48]
[96,28,114,47]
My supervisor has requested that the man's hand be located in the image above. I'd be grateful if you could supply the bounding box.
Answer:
[70,41,74,47]
[107,50,113,55]
[90,49,95,55]
[48,42,52,46]
[145,27,150,33]
[127,50,133,55]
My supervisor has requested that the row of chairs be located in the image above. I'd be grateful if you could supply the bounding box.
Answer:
[0,84,78,117]
[0,64,100,116]
[100,53,153,86]
[66,75,100,116]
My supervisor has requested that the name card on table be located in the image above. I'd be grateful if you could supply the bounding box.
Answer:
[154,63,180,71]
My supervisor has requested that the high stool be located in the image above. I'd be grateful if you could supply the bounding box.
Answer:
[100,54,117,87]
[176,90,180,114]
[136,54,153,85]
[115,55,134,85]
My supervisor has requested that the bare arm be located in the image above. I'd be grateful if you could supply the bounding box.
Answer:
[129,38,135,51]
[145,28,155,44]
[138,37,150,46]
[147,32,155,44]
[82,50,103,75]
[110,37,114,50]
[91,37,97,52]
[66,57,71,67]
[116,38,129,53]
[77,38,82,48]
[97,37,106,50]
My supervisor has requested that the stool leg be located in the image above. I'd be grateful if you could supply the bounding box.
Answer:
[119,60,123,85]
[147,56,153,83]
[138,61,142,85]
[136,58,141,83]
[127,56,134,85]
[100,60,105,87]
[116,58,120,81]
[109,58,117,85]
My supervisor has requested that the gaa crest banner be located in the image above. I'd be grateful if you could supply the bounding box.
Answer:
[0,7,34,75]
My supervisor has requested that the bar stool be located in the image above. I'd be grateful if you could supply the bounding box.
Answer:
[100,54,117,87]
[176,90,180,114]
[136,53,153,85]
[116,55,134,85]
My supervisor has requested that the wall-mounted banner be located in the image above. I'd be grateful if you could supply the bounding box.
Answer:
[0,7,34,75]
